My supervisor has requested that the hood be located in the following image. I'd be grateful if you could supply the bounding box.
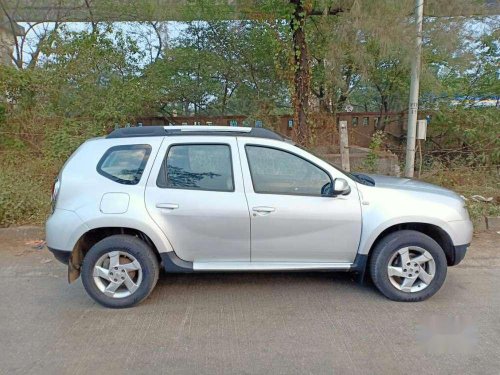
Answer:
[366,174,461,200]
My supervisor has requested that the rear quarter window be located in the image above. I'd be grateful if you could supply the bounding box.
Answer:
[97,144,152,185]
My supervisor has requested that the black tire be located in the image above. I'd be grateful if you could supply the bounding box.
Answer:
[369,230,447,302]
[81,234,160,308]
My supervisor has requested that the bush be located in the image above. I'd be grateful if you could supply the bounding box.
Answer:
[428,108,500,166]
[0,155,53,226]
[0,116,106,226]
[362,130,386,173]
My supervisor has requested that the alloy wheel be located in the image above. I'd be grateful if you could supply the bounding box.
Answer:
[387,246,436,293]
[93,251,143,298]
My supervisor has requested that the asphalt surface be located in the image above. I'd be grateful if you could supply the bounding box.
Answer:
[1,227,499,375]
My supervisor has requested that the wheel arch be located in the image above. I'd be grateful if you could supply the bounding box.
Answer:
[367,223,455,265]
[353,221,455,282]
[68,226,163,283]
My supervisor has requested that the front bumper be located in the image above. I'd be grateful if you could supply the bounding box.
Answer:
[47,247,71,265]
[448,219,473,248]
[449,244,469,266]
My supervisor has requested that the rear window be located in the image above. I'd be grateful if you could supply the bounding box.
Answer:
[97,144,151,185]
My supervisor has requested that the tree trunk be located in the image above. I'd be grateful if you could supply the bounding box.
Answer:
[382,98,390,131]
[337,93,348,112]
[318,85,331,113]
[290,0,312,146]
[376,97,389,131]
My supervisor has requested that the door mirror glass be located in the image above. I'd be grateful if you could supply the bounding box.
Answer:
[332,178,351,196]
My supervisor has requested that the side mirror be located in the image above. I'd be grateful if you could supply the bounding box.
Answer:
[332,178,351,196]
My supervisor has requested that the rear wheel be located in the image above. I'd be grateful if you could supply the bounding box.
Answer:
[369,230,447,302]
[81,235,159,308]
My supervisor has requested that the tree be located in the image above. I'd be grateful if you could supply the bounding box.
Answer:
[146,19,290,118]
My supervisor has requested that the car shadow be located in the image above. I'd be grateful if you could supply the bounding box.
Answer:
[141,270,383,304]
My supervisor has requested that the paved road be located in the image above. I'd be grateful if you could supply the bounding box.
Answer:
[1,227,499,375]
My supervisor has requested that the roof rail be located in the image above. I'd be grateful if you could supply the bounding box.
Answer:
[164,125,252,133]
[106,125,284,141]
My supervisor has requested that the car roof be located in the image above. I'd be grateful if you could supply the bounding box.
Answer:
[106,125,284,141]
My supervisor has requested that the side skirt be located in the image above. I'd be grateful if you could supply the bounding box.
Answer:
[160,251,353,272]
[160,251,367,274]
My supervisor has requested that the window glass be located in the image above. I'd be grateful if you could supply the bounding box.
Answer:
[363,117,369,126]
[352,117,358,127]
[245,146,331,196]
[97,145,151,185]
[157,144,234,192]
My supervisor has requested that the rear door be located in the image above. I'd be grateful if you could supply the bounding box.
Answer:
[145,136,250,262]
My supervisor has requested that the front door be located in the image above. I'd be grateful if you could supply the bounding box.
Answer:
[238,139,362,263]
[145,137,250,262]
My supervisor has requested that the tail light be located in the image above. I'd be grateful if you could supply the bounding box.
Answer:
[51,177,60,212]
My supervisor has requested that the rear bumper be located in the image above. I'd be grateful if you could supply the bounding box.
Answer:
[45,208,88,253]
[47,247,71,265]
[449,244,469,266]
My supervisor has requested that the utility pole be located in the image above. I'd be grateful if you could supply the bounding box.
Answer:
[404,0,424,178]
[339,120,350,172]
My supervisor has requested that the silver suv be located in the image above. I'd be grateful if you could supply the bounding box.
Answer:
[46,126,472,308]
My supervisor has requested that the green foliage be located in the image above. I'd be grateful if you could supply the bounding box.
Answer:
[362,130,386,172]
[0,103,5,124]
[0,3,498,225]
[145,19,290,116]
[0,154,55,226]
[44,120,104,161]
[429,108,500,165]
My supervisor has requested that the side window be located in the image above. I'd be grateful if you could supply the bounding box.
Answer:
[97,144,151,185]
[157,144,234,192]
[245,145,331,196]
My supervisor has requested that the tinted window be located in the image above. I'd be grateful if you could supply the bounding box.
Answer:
[97,144,151,185]
[245,146,331,196]
[157,144,234,192]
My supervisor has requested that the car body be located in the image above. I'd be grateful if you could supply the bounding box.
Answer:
[46,126,472,307]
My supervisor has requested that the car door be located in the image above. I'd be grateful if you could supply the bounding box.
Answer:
[145,136,250,262]
[237,138,362,263]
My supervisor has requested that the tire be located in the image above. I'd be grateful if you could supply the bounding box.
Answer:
[81,234,160,308]
[369,230,447,302]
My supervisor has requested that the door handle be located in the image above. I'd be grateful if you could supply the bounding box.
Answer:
[156,203,179,210]
[252,206,276,214]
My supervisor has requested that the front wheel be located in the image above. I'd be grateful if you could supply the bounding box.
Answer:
[369,230,447,302]
[81,235,160,308]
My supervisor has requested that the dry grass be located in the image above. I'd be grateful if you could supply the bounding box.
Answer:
[419,164,500,224]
